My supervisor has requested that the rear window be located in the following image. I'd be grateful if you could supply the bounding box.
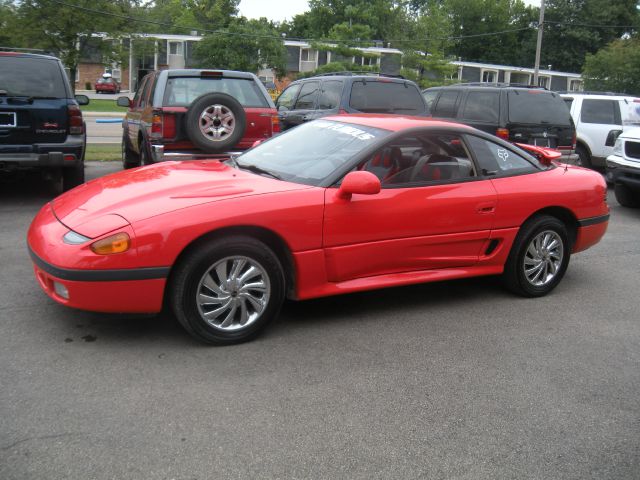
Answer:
[0,56,67,98]
[350,81,425,114]
[163,76,269,108]
[508,91,572,125]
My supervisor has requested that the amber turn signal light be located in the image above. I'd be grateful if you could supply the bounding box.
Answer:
[90,233,131,255]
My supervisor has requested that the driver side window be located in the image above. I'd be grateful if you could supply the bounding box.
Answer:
[358,133,477,187]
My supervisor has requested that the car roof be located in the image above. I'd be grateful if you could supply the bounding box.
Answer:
[294,74,416,85]
[423,83,549,93]
[322,114,475,132]
[559,92,639,101]
[0,51,60,61]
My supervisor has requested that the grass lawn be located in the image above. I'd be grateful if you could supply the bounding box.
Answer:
[81,99,128,113]
[85,144,121,162]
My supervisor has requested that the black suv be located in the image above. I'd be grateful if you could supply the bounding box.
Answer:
[276,72,429,131]
[0,52,89,191]
[423,83,577,163]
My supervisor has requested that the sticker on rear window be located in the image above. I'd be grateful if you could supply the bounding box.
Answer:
[312,120,376,140]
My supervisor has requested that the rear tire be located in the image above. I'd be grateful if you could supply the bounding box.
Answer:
[122,134,140,169]
[170,236,285,345]
[576,145,592,169]
[139,139,152,165]
[62,163,85,192]
[614,183,640,208]
[502,215,570,297]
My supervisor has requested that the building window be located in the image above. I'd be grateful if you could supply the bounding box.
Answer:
[481,69,498,83]
[538,76,551,89]
[301,49,317,62]
[568,79,583,92]
[300,48,318,72]
[508,72,530,85]
[362,56,380,67]
[169,42,184,56]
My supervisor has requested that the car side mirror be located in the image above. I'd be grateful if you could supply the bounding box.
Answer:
[515,142,562,166]
[117,96,131,108]
[605,129,622,147]
[75,94,89,106]
[337,171,381,201]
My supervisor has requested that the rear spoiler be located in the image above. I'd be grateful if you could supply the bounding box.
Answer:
[515,143,562,166]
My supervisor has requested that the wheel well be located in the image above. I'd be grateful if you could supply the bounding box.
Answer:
[166,226,297,301]
[525,207,579,247]
[575,140,591,157]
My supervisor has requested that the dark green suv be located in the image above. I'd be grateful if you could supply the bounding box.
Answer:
[0,52,89,191]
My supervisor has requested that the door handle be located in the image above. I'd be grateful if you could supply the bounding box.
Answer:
[477,203,495,214]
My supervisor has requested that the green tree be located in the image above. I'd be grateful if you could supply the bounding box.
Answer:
[13,0,135,90]
[0,1,20,48]
[583,36,640,94]
[194,18,287,77]
[542,0,639,73]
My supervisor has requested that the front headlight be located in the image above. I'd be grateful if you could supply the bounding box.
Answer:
[63,230,91,245]
[613,138,623,157]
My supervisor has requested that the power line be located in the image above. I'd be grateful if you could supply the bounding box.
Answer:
[545,20,637,29]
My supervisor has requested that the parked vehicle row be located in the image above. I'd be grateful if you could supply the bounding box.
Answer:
[0,52,89,192]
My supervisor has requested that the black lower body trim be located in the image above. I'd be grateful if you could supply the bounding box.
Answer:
[578,214,610,227]
[28,246,170,282]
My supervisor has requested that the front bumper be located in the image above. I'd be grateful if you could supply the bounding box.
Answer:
[27,203,167,313]
[606,155,640,189]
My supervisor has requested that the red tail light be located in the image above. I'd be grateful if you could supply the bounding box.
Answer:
[68,105,83,135]
[272,114,280,133]
[150,110,175,139]
[496,128,509,140]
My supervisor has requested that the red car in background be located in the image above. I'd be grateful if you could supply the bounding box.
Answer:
[116,69,280,168]
[95,77,120,94]
[27,115,609,345]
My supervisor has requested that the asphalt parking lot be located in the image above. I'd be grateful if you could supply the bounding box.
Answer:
[1,162,639,479]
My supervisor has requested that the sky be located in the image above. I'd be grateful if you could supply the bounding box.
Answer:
[238,0,310,22]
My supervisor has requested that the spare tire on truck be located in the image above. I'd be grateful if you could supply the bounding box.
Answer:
[185,93,246,153]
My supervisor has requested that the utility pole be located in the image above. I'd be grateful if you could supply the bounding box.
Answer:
[533,0,546,86]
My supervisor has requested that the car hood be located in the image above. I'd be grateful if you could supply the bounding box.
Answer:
[53,160,311,237]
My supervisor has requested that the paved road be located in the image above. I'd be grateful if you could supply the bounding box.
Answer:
[1,164,639,479]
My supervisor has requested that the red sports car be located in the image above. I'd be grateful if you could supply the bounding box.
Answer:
[27,115,609,344]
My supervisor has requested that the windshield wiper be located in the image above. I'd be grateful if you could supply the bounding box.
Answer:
[236,163,281,180]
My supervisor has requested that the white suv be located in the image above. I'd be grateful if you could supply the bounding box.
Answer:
[606,128,640,208]
[560,92,640,168]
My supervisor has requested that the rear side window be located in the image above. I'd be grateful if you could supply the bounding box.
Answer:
[432,91,460,118]
[465,135,539,176]
[0,57,67,98]
[294,81,320,109]
[318,80,343,110]
[581,99,619,125]
[349,81,425,114]
[163,77,269,107]
[462,91,499,123]
[508,91,571,125]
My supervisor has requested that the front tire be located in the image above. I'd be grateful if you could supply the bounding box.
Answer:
[502,215,571,297]
[170,236,285,345]
[614,183,640,208]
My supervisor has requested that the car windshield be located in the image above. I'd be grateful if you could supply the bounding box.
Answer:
[0,57,67,98]
[236,120,390,186]
[163,76,269,107]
